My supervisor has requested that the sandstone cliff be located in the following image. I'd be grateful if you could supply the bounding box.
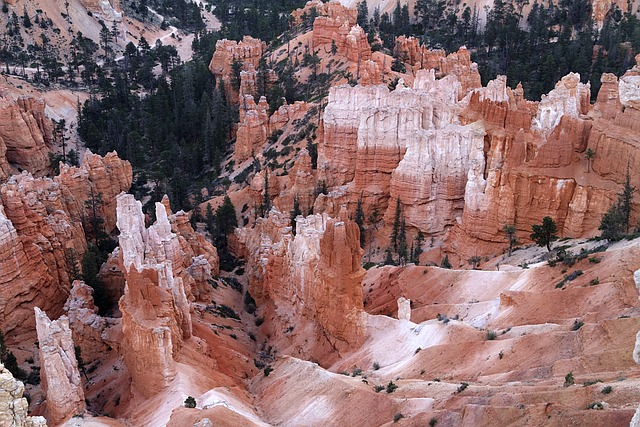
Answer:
[35,307,85,425]
[236,210,365,364]
[116,193,221,397]
[0,90,53,180]
[0,152,131,343]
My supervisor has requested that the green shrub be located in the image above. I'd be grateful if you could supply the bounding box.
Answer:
[393,413,404,422]
[571,320,584,331]
[486,330,497,340]
[386,381,398,393]
[264,366,273,377]
[184,396,196,408]
[564,372,575,387]
[601,385,613,394]
[373,361,380,370]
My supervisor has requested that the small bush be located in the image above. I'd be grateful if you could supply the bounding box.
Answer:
[590,278,600,286]
[264,366,273,377]
[386,381,398,393]
[184,396,196,408]
[374,385,385,393]
[601,385,613,394]
[351,367,362,377]
[373,361,380,370]
[456,382,469,393]
[566,270,583,281]
[587,402,604,410]
[564,372,575,387]
[588,256,601,263]
[255,317,264,326]
[414,347,422,355]
[393,413,404,422]
[583,379,602,386]
[486,330,497,340]
[571,320,584,331]
[429,418,438,427]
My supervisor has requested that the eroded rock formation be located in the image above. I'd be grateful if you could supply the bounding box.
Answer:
[236,211,365,364]
[0,152,131,342]
[116,193,218,397]
[0,364,47,427]
[0,90,53,179]
[35,307,85,425]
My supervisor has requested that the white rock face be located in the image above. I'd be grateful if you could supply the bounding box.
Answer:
[634,330,640,364]
[532,73,590,135]
[35,307,85,425]
[0,363,47,427]
[631,404,640,427]
[619,75,640,110]
[397,297,411,321]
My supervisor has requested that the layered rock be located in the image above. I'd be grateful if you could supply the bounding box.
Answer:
[209,36,266,101]
[35,307,85,425]
[116,193,218,397]
[313,18,371,65]
[394,38,481,94]
[277,148,317,215]
[236,211,365,364]
[63,281,112,365]
[235,95,269,162]
[0,152,131,342]
[80,0,122,21]
[291,0,357,26]
[0,91,53,179]
[0,363,47,427]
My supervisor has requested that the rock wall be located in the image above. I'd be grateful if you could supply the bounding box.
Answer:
[116,193,218,397]
[35,307,85,425]
[0,363,47,427]
[236,211,365,364]
[317,54,640,263]
[0,91,53,180]
[0,152,131,343]
[209,36,266,102]
[291,0,357,26]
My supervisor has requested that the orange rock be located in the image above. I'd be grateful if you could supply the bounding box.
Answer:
[0,91,53,179]
[0,152,131,343]
[236,211,365,364]
[291,0,357,26]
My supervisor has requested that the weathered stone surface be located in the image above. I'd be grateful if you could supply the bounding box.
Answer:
[63,281,112,365]
[236,211,365,364]
[35,307,85,425]
[116,193,218,397]
[0,91,53,179]
[397,297,411,321]
[0,153,131,343]
[0,363,47,427]
[532,73,590,136]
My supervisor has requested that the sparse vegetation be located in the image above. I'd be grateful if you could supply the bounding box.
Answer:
[564,372,575,387]
[386,381,398,393]
[456,382,469,393]
[373,361,380,370]
[184,396,197,408]
[486,330,497,340]
[531,217,558,252]
[393,413,404,422]
[571,320,584,331]
[601,385,613,394]
[587,402,604,410]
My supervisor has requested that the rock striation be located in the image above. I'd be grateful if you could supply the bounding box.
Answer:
[116,193,218,397]
[35,307,85,425]
[0,91,53,180]
[0,152,131,342]
[0,363,47,427]
[209,36,266,101]
[236,211,365,364]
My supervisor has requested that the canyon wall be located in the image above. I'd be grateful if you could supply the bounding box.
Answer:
[236,211,365,364]
[0,91,53,180]
[0,152,131,343]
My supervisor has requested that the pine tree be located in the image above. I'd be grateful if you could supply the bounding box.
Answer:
[262,171,271,217]
[440,254,452,269]
[530,216,558,251]
[397,218,407,264]
[215,196,238,251]
[503,223,518,256]
[22,6,30,28]
[391,197,401,251]
[355,196,365,248]
[413,231,424,264]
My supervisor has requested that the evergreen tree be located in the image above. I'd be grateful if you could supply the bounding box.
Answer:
[530,216,558,251]
[391,197,401,251]
[0,330,24,379]
[356,0,369,31]
[82,244,110,314]
[503,223,518,256]
[440,254,452,269]
[214,195,238,251]
[413,231,425,264]
[397,218,407,263]
[599,169,635,239]
[355,196,365,248]
[22,6,30,28]
[262,171,271,217]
